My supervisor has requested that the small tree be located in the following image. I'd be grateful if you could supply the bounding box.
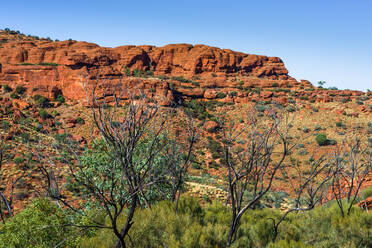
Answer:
[45,76,190,248]
[163,114,198,210]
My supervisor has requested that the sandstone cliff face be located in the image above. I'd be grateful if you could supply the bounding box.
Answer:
[0,31,304,105]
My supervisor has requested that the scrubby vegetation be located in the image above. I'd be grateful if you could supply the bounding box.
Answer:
[0,75,371,248]
[0,197,370,248]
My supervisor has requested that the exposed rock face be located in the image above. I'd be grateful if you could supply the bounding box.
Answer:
[0,32,301,105]
[0,31,370,107]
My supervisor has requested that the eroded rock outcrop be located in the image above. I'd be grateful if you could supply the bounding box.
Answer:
[0,31,370,108]
[0,31,302,105]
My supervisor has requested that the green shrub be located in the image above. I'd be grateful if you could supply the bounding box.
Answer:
[76,117,85,124]
[39,109,50,119]
[229,91,238,97]
[297,149,308,156]
[55,94,65,103]
[335,121,344,127]
[271,82,279,87]
[315,133,328,146]
[122,66,131,76]
[192,81,200,87]
[10,93,19,99]
[157,75,169,80]
[33,94,50,107]
[3,84,12,93]
[207,137,223,159]
[255,104,267,112]
[74,198,372,248]
[286,105,296,112]
[172,76,192,83]
[0,198,74,248]
[1,121,10,130]
[15,85,26,94]
[13,156,25,164]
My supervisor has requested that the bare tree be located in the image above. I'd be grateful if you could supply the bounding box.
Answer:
[330,136,372,217]
[218,107,296,246]
[165,114,198,211]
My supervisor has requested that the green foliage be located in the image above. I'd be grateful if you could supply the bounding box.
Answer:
[122,66,131,76]
[55,94,65,103]
[171,76,194,83]
[3,84,12,93]
[229,91,238,97]
[39,109,50,119]
[255,104,267,113]
[315,134,328,146]
[15,85,26,94]
[0,198,75,248]
[1,120,10,130]
[76,117,85,124]
[207,136,223,159]
[132,68,154,78]
[216,92,227,99]
[3,197,370,248]
[79,199,372,248]
[33,94,50,108]
[10,92,19,99]
[182,100,211,120]
[318,81,326,86]
[72,137,173,208]
[13,156,25,164]
[38,62,59,66]
[361,187,372,199]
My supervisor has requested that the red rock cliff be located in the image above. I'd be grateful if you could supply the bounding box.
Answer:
[0,31,304,104]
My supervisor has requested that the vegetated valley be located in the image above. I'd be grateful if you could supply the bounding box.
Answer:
[0,29,371,247]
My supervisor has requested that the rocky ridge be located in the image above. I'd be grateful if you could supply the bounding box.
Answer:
[0,30,370,108]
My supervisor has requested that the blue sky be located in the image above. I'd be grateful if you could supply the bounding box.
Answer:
[1,0,371,91]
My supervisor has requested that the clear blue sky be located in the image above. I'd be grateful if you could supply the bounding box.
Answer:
[1,0,371,91]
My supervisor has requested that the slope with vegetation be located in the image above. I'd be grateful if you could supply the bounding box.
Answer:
[0,28,371,247]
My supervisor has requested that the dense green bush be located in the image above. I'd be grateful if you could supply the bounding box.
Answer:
[1,195,370,248]
[78,199,372,248]
[315,134,328,146]
[0,198,75,248]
